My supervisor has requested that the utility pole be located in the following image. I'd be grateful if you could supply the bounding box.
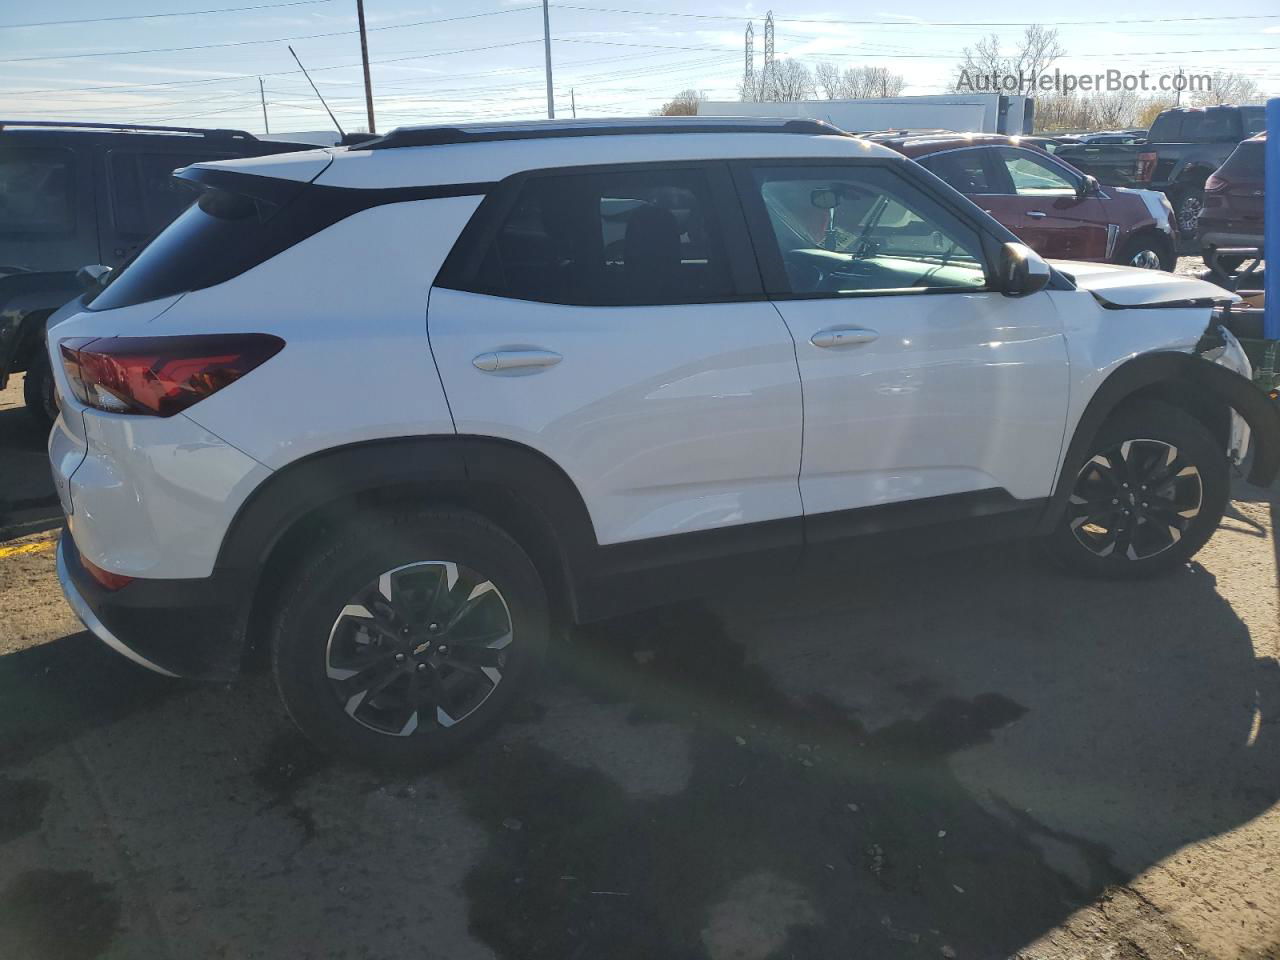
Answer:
[542,0,555,119]
[570,87,576,118]
[1174,67,1185,107]
[259,77,269,134]
[763,11,775,102]
[744,22,754,101]
[356,0,376,133]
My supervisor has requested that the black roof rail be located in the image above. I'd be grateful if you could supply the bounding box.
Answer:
[362,117,850,151]
[0,120,258,140]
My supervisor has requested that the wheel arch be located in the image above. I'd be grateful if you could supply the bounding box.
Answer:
[218,436,598,668]
[1116,227,1174,269]
[1038,350,1280,533]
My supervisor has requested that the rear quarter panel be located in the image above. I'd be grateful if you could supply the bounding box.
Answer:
[155,196,479,469]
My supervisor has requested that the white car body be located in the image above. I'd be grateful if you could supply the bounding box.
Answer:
[45,118,1267,683]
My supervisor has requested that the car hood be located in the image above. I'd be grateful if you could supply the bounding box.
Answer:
[1047,260,1239,308]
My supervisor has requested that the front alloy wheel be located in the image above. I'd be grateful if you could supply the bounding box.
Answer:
[1068,440,1202,561]
[1128,248,1163,270]
[327,561,514,737]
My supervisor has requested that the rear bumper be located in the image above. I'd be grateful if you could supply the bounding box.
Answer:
[57,529,247,681]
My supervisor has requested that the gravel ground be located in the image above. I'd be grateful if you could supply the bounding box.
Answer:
[1,299,1278,959]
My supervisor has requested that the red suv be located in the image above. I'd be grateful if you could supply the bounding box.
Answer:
[877,134,1178,270]
[1198,133,1265,271]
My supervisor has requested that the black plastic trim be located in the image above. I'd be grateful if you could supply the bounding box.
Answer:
[365,119,851,151]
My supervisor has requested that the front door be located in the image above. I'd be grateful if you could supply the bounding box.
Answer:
[989,146,1109,260]
[732,159,1069,539]
[428,162,805,549]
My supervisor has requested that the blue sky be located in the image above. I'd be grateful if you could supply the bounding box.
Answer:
[0,0,1276,135]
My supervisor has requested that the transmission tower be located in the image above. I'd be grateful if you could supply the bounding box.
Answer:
[744,22,754,101]
[762,11,775,101]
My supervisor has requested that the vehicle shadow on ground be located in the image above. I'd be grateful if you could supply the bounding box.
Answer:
[0,540,1276,959]
[0,401,59,535]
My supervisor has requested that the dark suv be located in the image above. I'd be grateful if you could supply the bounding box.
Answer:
[1198,133,1266,272]
[0,121,302,424]
[1055,105,1266,239]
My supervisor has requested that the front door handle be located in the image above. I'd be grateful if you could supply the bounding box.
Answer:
[473,349,563,373]
[1026,210,1048,219]
[810,327,879,349]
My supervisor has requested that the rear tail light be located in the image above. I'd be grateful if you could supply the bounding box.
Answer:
[1135,151,1157,183]
[79,553,135,591]
[59,334,284,417]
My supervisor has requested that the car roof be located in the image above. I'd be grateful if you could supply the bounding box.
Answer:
[0,120,261,143]
[189,116,905,190]
[875,133,1042,157]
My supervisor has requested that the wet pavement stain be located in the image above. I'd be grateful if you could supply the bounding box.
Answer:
[0,777,50,843]
[451,604,1084,960]
[250,729,332,844]
[0,869,119,960]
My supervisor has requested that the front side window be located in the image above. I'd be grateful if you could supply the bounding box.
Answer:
[999,148,1079,196]
[1193,111,1237,143]
[1240,108,1265,137]
[464,168,734,306]
[0,146,75,236]
[750,164,988,297]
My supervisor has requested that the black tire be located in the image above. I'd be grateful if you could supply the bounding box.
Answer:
[271,508,549,767]
[1201,248,1245,274]
[1044,401,1228,578]
[22,354,58,430]
[1115,232,1175,272]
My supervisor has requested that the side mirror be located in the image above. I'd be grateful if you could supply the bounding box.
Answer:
[76,264,112,293]
[999,242,1051,297]
[1076,174,1100,199]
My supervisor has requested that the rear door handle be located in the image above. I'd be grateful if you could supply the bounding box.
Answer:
[810,327,879,349]
[473,349,562,373]
[1027,210,1048,219]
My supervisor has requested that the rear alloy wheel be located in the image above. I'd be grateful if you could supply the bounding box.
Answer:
[272,509,548,766]
[326,561,514,737]
[1046,402,1227,577]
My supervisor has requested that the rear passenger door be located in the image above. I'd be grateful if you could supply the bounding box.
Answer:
[428,163,805,550]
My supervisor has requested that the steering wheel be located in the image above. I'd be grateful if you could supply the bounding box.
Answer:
[783,248,828,293]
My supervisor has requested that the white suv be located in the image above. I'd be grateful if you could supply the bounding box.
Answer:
[47,118,1279,764]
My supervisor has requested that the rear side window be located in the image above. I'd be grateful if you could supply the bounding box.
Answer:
[0,146,75,235]
[455,168,736,306]
[90,187,280,311]
[1192,110,1238,143]
[917,150,1001,194]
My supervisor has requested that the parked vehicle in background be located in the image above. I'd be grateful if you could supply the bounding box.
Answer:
[1016,135,1078,155]
[880,134,1178,270]
[45,117,1278,765]
[1055,105,1266,238]
[1077,131,1146,145]
[0,121,303,425]
[1198,133,1266,272]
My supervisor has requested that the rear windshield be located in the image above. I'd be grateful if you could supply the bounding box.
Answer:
[0,145,75,236]
[89,187,279,311]
[1219,140,1264,180]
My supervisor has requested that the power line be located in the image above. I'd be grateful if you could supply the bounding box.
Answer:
[0,0,333,30]
[550,3,1280,28]
[0,5,540,64]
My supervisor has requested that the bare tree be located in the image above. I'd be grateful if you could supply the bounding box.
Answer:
[954,25,1063,92]
[814,62,843,99]
[1190,71,1264,106]
[770,59,815,101]
[653,88,704,116]
[1091,90,1140,129]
